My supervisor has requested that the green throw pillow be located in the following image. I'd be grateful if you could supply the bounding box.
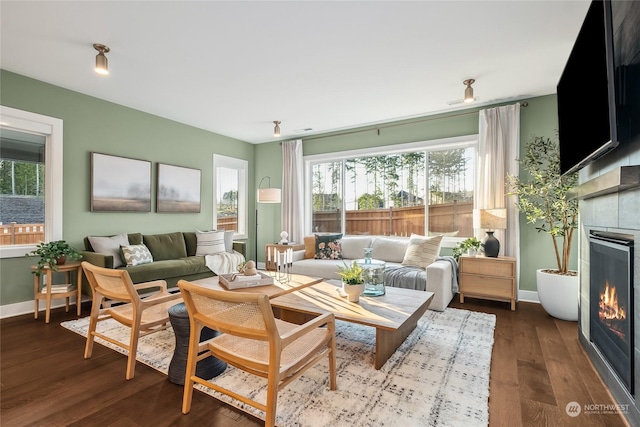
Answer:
[143,232,187,261]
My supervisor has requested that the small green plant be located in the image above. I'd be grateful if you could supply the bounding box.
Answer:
[452,237,483,262]
[237,261,247,273]
[26,240,82,276]
[337,261,364,285]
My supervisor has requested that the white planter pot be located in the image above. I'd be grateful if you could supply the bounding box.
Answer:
[343,283,365,302]
[536,269,579,321]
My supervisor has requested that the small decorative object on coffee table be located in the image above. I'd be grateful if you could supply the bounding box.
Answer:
[219,261,274,289]
[357,258,386,296]
[265,242,305,272]
[242,260,258,276]
[337,261,365,302]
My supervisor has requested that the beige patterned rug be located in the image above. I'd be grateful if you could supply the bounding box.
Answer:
[61,307,495,427]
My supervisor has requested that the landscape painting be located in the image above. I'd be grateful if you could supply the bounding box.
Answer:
[90,153,151,212]
[157,163,201,213]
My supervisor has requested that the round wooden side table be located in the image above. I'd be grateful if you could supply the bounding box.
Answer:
[32,262,83,323]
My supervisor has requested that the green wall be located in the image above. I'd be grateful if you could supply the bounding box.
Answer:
[1,69,575,309]
[255,95,577,293]
[0,70,255,305]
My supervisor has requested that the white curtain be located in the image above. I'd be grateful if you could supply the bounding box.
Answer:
[281,139,304,244]
[476,103,520,259]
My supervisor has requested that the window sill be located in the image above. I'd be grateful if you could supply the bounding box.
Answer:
[0,244,37,259]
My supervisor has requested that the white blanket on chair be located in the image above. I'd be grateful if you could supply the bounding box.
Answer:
[204,251,245,275]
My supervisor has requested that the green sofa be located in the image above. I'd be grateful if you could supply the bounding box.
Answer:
[81,231,246,288]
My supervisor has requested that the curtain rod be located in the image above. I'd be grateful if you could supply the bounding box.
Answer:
[296,101,528,143]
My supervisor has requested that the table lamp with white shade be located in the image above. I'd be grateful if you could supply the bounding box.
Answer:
[473,208,507,257]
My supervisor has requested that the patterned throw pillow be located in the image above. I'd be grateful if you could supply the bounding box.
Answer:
[195,229,226,256]
[120,244,154,267]
[314,233,343,260]
[401,234,443,269]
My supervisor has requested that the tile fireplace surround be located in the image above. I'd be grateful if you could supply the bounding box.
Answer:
[577,149,640,425]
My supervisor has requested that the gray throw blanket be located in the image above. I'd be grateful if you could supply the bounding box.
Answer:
[384,256,459,293]
[436,255,459,293]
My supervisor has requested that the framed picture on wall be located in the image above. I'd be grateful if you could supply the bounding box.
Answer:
[157,163,201,213]
[90,152,152,212]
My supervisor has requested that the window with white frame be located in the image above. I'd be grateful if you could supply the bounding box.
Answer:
[305,135,476,245]
[213,154,248,239]
[0,106,63,258]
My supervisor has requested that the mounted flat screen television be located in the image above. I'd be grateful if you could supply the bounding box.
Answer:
[557,0,618,176]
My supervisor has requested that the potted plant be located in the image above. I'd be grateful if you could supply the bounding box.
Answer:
[337,261,365,302]
[452,237,483,261]
[507,135,579,320]
[26,240,83,276]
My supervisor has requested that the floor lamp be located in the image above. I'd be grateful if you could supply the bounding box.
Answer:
[256,176,281,262]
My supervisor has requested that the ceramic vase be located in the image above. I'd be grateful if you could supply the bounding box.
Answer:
[536,269,579,321]
[343,283,365,302]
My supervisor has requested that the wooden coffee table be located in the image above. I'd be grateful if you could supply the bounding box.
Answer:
[190,273,323,298]
[189,275,433,370]
[271,280,434,369]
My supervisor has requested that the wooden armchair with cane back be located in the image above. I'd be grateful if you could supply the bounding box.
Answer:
[177,279,337,427]
[81,261,182,380]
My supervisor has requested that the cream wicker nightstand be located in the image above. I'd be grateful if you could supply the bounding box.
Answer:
[458,255,517,310]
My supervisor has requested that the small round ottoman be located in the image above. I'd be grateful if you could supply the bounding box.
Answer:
[167,302,227,385]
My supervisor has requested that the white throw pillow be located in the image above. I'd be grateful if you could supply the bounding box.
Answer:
[196,229,226,256]
[371,237,410,263]
[120,243,154,267]
[88,233,130,268]
[224,230,235,253]
[340,236,374,260]
[401,234,443,269]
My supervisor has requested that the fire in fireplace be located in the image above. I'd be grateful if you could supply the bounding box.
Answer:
[589,230,634,396]
[599,281,628,340]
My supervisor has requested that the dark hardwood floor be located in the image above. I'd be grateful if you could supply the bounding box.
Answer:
[0,298,629,426]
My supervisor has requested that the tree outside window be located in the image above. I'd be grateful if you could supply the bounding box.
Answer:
[309,145,475,238]
[0,129,46,246]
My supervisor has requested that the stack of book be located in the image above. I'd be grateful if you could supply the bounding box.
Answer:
[43,284,76,294]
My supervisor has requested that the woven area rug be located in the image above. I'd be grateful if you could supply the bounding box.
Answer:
[61,307,495,427]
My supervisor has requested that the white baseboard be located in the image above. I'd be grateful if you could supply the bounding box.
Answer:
[518,289,540,303]
[0,297,88,319]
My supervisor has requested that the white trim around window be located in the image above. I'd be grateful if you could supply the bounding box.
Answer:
[0,106,63,258]
[303,134,478,248]
[213,154,248,239]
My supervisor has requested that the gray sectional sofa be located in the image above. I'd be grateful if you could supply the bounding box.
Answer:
[290,234,457,311]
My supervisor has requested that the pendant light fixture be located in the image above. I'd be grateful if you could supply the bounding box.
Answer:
[273,121,281,137]
[463,79,475,103]
[93,43,110,75]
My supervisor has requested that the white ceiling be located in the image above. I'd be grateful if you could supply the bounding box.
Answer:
[0,1,591,144]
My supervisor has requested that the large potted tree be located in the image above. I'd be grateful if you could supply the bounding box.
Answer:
[507,135,579,321]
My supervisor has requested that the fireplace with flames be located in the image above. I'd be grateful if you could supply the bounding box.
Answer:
[589,231,634,396]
